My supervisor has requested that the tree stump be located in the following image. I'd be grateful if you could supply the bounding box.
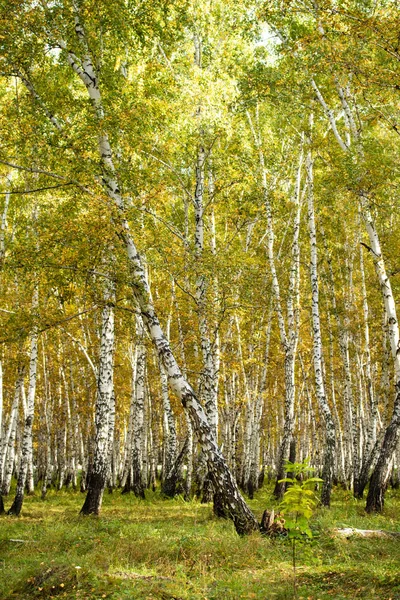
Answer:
[260,509,287,536]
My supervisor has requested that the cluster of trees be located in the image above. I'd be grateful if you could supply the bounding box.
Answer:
[0,0,399,534]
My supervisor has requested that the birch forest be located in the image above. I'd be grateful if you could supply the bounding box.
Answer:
[0,1,400,598]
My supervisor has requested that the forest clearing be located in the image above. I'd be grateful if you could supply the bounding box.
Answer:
[1,0,400,598]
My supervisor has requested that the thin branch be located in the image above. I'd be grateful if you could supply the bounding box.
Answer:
[141,206,188,245]
[0,305,99,345]
[0,160,93,194]
[311,79,350,152]
[0,183,75,195]
[141,151,192,199]
[62,329,97,378]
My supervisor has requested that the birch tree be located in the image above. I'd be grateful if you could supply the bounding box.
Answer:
[19,0,260,533]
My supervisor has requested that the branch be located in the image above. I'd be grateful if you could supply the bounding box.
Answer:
[0,305,99,345]
[16,71,63,132]
[0,160,93,194]
[141,206,188,245]
[141,151,192,199]
[0,183,75,194]
[334,528,400,538]
[360,241,379,257]
[311,79,350,152]
[62,329,97,378]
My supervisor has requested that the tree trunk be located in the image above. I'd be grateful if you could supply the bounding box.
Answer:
[8,290,38,516]
[81,290,115,515]
[1,368,23,496]
[312,77,400,511]
[57,14,259,533]
[129,316,146,499]
[366,384,400,512]
[306,140,336,507]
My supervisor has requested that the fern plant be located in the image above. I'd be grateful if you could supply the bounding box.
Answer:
[279,459,323,598]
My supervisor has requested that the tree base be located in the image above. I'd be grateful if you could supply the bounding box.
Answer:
[80,472,105,515]
[201,475,213,503]
[8,491,24,516]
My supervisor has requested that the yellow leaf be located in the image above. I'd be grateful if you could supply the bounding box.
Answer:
[114,56,122,71]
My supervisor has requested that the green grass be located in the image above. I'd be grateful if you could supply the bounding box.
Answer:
[0,484,399,599]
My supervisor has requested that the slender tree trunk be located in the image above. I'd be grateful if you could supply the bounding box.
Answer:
[248,111,303,498]
[362,197,400,512]
[129,316,146,499]
[8,289,38,516]
[56,13,259,533]
[160,361,179,496]
[306,140,336,507]
[312,77,400,511]
[81,288,115,514]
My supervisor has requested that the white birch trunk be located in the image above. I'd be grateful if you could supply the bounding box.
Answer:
[306,142,336,506]
[312,78,400,511]
[81,284,115,514]
[8,288,39,515]
[247,110,303,497]
[53,12,258,532]
[1,370,23,496]
[129,315,146,498]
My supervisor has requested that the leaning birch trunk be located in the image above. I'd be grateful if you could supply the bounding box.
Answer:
[364,199,400,512]
[1,369,23,499]
[312,77,400,511]
[306,140,336,507]
[355,240,380,498]
[8,289,39,516]
[53,11,259,533]
[80,286,115,515]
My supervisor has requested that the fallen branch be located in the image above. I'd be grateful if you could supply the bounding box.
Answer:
[334,527,400,538]
[108,571,173,581]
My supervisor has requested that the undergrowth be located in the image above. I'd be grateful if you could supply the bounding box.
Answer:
[0,484,399,599]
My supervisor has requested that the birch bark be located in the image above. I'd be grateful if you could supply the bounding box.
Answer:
[80,283,115,514]
[8,288,39,516]
[248,110,303,499]
[306,140,336,506]
[312,77,400,511]
[30,7,259,533]
[1,368,23,496]
[129,315,146,499]
[193,35,219,502]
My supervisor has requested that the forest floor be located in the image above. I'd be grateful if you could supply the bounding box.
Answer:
[0,484,399,600]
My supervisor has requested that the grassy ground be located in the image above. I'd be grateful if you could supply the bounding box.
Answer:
[0,484,399,600]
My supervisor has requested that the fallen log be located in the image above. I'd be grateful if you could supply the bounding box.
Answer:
[334,527,400,538]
